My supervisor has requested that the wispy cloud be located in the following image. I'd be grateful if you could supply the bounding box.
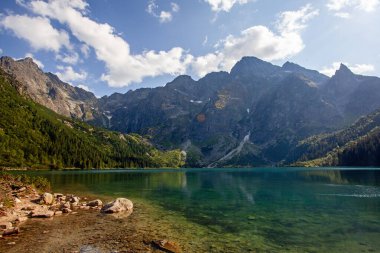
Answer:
[56,65,87,82]
[327,0,380,18]
[146,0,179,23]
[204,0,252,12]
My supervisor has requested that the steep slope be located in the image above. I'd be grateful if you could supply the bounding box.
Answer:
[249,75,341,162]
[0,56,98,120]
[0,69,184,169]
[289,109,380,166]
[322,64,380,121]
[282,61,329,85]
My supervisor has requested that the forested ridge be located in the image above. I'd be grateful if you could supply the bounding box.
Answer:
[289,110,380,167]
[0,69,184,169]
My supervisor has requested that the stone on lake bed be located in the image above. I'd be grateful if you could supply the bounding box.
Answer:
[16,216,28,222]
[2,227,19,236]
[100,198,133,214]
[0,222,13,230]
[152,240,182,253]
[30,207,54,218]
[87,199,103,207]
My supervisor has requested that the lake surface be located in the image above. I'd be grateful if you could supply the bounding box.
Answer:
[20,168,380,252]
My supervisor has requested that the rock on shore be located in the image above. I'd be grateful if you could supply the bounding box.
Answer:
[101,198,133,214]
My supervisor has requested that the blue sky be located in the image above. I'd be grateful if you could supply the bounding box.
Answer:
[1,0,379,97]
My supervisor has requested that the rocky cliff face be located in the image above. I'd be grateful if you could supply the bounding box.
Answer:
[0,56,98,120]
[321,64,380,121]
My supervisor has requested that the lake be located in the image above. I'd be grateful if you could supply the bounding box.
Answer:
[19,168,380,252]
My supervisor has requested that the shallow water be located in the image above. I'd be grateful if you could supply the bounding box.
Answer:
[18,168,380,252]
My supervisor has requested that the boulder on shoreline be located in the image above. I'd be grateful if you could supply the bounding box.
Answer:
[42,193,54,205]
[100,198,133,214]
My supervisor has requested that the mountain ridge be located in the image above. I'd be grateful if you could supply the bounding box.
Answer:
[1,55,380,167]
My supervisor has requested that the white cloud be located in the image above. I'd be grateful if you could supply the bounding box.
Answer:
[146,0,178,23]
[77,84,90,91]
[202,36,208,46]
[56,65,87,82]
[0,15,71,52]
[320,62,375,76]
[357,0,380,11]
[334,12,351,18]
[56,52,79,65]
[171,2,180,12]
[159,11,172,23]
[27,0,189,87]
[327,0,380,17]
[80,44,90,58]
[204,0,251,12]
[191,4,319,76]
[0,48,3,55]
[25,53,44,69]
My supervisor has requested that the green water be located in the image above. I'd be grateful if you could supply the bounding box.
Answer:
[20,168,380,252]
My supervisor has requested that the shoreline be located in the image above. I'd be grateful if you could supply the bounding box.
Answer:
[0,174,184,253]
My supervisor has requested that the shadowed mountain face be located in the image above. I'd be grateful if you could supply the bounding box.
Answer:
[2,56,380,167]
[321,64,380,121]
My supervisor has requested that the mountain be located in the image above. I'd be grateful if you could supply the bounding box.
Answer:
[90,57,345,166]
[0,56,98,120]
[282,61,329,85]
[321,64,380,121]
[0,68,184,169]
[289,109,380,167]
[2,55,380,167]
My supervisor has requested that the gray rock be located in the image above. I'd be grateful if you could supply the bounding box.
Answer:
[30,207,54,218]
[1,227,19,236]
[100,198,133,214]
[87,199,103,207]
[0,222,13,230]
[42,193,54,205]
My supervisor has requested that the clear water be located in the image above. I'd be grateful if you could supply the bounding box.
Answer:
[18,168,380,252]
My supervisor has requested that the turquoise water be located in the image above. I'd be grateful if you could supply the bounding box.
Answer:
[19,168,380,252]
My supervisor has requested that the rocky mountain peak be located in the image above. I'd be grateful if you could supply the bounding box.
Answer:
[334,63,354,77]
[230,56,281,78]
[0,56,98,120]
[282,61,329,84]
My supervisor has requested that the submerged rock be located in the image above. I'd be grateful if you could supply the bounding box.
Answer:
[152,240,182,253]
[1,227,19,236]
[100,198,133,214]
[0,222,13,230]
[30,207,54,218]
[87,199,103,207]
